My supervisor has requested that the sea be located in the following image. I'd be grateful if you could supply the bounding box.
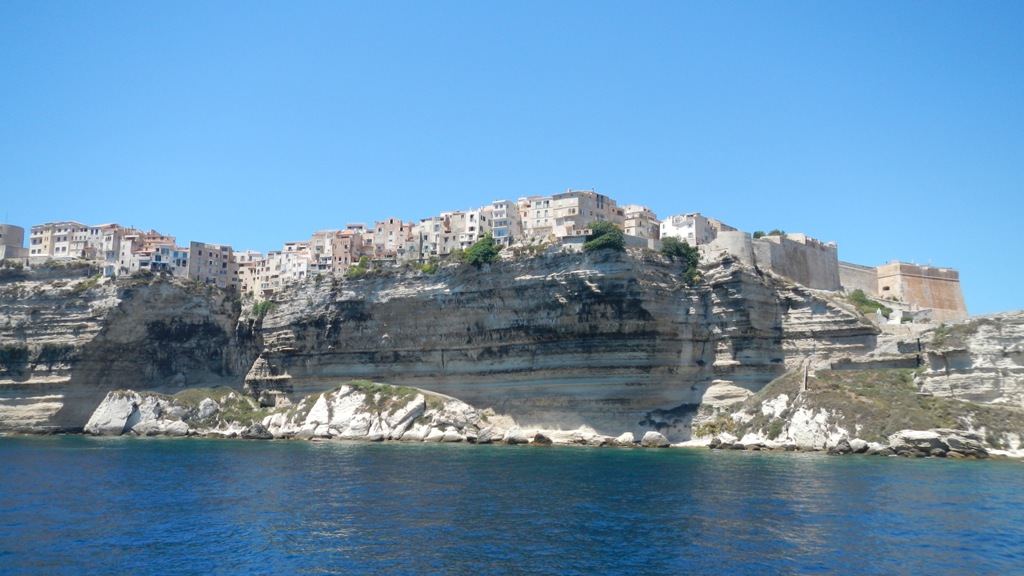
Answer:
[1,436,1022,575]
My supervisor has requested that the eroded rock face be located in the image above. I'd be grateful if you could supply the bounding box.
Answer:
[2,253,879,440]
[252,252,877,441]
[918,312,1024,405]
[0,272,258,431]
[84,390,199,437]
[260,383,494,442]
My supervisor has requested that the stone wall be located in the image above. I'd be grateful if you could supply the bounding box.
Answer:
[752,234,840,291]
[876,261,968,323]
[838,261,877,295]
[700,231,754,268]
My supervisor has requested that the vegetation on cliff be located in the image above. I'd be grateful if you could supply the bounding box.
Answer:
[583,221,625,252]
[659,237,700,285]
[847,288,893,319]
[733,368,1024,448]
[461,233,502,267]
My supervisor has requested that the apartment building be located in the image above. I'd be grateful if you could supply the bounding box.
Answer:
[550,190,625,240]
[29,221,88,258]
[517,196,554,240]
[373,218,414,260]
[622,205,660,240]
[188,241,237,290]
[486,200,522,247]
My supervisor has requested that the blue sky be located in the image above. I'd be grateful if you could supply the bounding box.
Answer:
[1,1,1021,315]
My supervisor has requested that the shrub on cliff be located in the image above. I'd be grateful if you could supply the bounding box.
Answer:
[583,221,625,252]
[252,300,275,318]
[660,237,700,285]
[462,234,501,267]
[345,256,372,278]
[848,289,892,319]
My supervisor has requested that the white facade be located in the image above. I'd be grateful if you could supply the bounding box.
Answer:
[517,196,554,240]
[660,213,735,246]
[487,200,523,246]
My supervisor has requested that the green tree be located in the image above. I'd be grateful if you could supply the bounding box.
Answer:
[660,236,700,285]
[463,234,501,267]
[345,256,372,278]
[583,221,625,252]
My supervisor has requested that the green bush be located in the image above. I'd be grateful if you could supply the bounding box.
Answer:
[462,234,501,267]
[583,221,625,252]
[848,289,892,319]
[345,256,372,278]
[660,237,701,285]
[0,344,30,370]
[252,300,275,318]
[36,342,76,368]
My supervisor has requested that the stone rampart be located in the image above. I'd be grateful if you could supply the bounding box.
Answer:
[876,261,968,322]
[700,231,754,268]
[753,234,840,291]
[839,261,877,295]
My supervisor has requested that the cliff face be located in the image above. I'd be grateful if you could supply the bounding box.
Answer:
[0,252,880,440]
[252,251,877,440]
[917,312,1024,405]
[0,271,258,431]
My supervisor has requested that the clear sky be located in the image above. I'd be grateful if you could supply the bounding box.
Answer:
[2,1,1022,315]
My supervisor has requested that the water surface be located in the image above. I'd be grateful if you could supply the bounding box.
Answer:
[1,436,1022,575]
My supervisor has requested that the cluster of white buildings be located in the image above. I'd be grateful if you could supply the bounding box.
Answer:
[2,189,745,300]
[1,188,970,321]
[2,188,762,301]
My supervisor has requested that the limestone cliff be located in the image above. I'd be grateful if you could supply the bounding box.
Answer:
[916,311,1024,405]
[1,251,880,440]
[250,251,877,440]
[0,270,258,431]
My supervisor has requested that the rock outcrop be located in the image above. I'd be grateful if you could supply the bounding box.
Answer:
[81,381,513,443]
[917,312,1024,405]
[887,429,988,459]
[712,359,1024,455]
[249,251,877,441]
[0,271,258,432]
[0,251,891,441]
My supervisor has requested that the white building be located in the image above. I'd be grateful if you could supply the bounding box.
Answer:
[660,213,736,246]
[487,200,523,247]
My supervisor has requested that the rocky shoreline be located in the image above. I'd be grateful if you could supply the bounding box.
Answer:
[33,381,1011,460]
[699,428,999,459]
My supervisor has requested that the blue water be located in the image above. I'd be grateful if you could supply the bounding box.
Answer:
[1,437,1022,575]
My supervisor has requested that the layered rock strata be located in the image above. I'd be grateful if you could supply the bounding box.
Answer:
[0,273,258,430]
[253,251,878,441]
[917,311,1024,405]
[1,252,880,440]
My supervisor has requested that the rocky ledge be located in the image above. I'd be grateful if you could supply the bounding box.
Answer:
[81,381,664,448]
[705,428,990,459]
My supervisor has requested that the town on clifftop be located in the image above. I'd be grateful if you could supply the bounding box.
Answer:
[0,188,967,323]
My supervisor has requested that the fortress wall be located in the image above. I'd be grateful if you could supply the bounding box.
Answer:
[839,261,878,295]
[876,262,968,322]
[753,234,840,291]
[700,231,754,267]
